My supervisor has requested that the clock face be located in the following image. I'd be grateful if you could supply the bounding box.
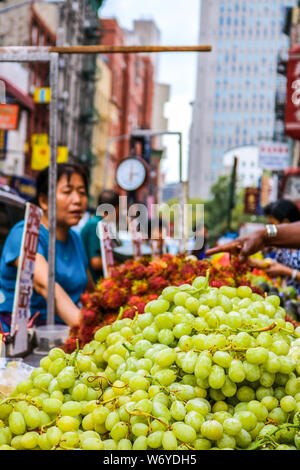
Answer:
[116,158,146,191]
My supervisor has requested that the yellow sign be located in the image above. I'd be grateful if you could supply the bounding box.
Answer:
[57,146,68,163]
[32,144,50,170]
[31,145,68,170]
[33,87,51,104]
[31,134,48,146]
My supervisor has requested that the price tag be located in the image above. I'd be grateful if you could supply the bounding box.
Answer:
[98,220,115,278]
[10,203,42,355]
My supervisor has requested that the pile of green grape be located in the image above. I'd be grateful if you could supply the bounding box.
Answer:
[1,275,300,450]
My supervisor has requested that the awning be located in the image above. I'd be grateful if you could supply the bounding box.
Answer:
[0,76,34,112]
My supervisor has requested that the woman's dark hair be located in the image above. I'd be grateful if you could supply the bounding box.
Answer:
[97,189,119,208]
[32,163,89,206]
[264,199,300,223]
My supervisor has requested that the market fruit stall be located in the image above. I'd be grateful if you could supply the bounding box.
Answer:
[1,275,300,450]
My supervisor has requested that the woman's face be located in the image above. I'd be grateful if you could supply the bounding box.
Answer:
[55,173,88,227]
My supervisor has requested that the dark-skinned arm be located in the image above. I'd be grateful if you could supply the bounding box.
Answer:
[205,222,300,261]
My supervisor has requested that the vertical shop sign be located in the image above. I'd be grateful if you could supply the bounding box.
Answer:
[10,203,42,355]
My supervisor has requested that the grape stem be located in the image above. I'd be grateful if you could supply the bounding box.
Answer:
[40,417,58,433]
[96,396,119,406]
[72,339,81,376]
[179,442,195,450]
[124,407,170,430]
[117,307,124,321]
[0,395,42,409]
[130,310,139,328]
[122,342,134,353]
[250,421,300,450]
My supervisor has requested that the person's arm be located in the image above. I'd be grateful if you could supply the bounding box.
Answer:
[81,221,103,274]
[265,262,300,282]
[206,222,300,261]
[14,254,80,327]
[90,256,102,272]
[86,268,96,292]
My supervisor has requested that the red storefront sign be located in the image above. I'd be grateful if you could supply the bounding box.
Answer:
[0,104,19,130]
[285,46,300,140]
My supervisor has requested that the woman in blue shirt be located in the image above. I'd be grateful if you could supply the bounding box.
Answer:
[0,163,95,332]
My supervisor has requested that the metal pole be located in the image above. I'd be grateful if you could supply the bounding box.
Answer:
[177,133,186,253]
[178,132,183,183]
[47,52,59,325]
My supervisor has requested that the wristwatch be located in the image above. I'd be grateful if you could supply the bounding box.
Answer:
[265,224,278,238]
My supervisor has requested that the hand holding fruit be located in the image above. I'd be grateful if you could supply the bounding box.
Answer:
[206,229,267,262]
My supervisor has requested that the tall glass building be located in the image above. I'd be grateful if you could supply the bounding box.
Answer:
[189,0,296,199]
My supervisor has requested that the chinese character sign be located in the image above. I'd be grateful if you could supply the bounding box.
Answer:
[98,221,115,278]
[10,203,42,355]
[258,141,290,171]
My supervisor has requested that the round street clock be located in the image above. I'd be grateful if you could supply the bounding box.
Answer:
[116,157,147,191]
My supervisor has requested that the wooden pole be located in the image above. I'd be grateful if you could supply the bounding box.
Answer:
[227,156,238,232]
[49,45,212,54]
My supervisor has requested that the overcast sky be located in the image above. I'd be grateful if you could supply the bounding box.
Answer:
[100,0,201,185]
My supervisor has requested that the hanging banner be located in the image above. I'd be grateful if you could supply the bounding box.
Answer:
[10,203,42,355]
[258,141,290,170]
[0,104,19,130]
[260,173,272,207]
[285,46,300,139]
[98,220,114,278]
[244,187,260,215]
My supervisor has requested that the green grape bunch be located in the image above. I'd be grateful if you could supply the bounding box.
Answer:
[1,274,300,451]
